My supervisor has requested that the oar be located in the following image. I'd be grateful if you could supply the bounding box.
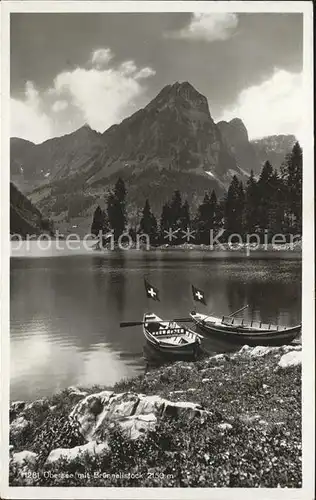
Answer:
[120,317,194,328]
[229,304,249,317]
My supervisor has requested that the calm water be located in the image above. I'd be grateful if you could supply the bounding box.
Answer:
[10,247,301,401]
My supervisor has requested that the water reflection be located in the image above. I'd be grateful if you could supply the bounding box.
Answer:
[10,252,301,401]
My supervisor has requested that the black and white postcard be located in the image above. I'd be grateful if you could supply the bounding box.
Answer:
[1,1,314,499]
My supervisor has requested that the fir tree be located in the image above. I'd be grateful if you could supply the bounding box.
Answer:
[257,161,274,235]
[224,175,244,235]
[107,178,127,241]
[245,170,259,233]
[139,199,158,244]
[281,142,302,233]
[114,177,127,204]
[179,200,190,233]
[91,205,108,236]
[237,181,245,235]
[169,190,183,230]
[195,190,218,244]
[159,202,172,243]
[268,169,285,234]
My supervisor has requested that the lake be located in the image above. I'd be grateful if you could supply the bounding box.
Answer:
[10,246,302,401]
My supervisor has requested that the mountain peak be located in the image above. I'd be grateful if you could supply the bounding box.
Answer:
[73,123,101,138]
[217,117,249,144]
[148,80,210,116]
[229,117,247,130]
[171,80,195,91]
[77,123,93,133]
[169,80,204,100]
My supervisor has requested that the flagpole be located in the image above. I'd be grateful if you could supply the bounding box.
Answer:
[190,284,197,314]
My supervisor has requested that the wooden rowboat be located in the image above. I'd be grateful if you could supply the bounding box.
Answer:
[190,311,301,346]
[143,312,201,357]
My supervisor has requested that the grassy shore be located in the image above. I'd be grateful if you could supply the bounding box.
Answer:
[9,345,301,487]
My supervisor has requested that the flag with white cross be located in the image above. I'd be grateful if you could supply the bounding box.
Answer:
[144,279,160,301]
[191,285,206,305]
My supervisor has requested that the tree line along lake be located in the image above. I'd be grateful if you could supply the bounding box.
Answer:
[10,246,301,402]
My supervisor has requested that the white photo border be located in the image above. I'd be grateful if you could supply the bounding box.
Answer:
[1,1,314,499]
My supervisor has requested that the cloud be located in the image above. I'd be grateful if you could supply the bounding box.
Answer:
[51,50,156,132]
[11,81,52,143]
[52,100,68,112]
[91,48,113,68]
[216,70,303,140]
[11,49,156,142]
[167,13,238,42]
[118,60,155,79]
[119,60,137,76]
[135,67,156,79]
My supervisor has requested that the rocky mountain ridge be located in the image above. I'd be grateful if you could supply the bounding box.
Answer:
[10,81,297,234]
[10,182,53,237]
[251,134,297,171]
[217,119,296,175]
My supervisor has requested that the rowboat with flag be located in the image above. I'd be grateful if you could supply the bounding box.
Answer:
[119,279,202,357]
[142,312,202,356]
[190,284,301,346]
[190,310,301,346]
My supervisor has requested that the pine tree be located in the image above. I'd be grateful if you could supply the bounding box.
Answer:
[91,205,108,236]
[245,170,259,233]
[195,190,219,243]
[237,181,245,235]
[169,190,183,230]
[107,178,127,241]
[224,175,244,235]
[159,202,172,243]
[213,194,225,233]
[257,161,274,235]
[292,142,302,233]
[281,142,302,233]
[268,169,285,234]
[139,199,158,244]
[179,200,190,232]
[114,177,127,204]
[195,194,209,244]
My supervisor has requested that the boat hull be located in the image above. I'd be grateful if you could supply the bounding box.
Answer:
[191,314,301,347]
[143,313,201,357]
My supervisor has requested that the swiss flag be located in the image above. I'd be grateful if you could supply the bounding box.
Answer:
[192,285,206,305]
[144,279,160,301]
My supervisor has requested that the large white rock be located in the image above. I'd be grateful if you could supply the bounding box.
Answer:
[69,390,113,440]
[134,394,167,416]
[11,450,38,467]
[234,344,301,360]
[119,413,157,440]
[218,423,233,431]
[249,346,279,358]
[24,398,48,411]
[208,354,227,363]
[106,392,140,419]
[162,400,206,418]
[281,345,302,353]
[278,350,302,368]
[46,441,109,465]
[235,345,251,355]
[70,391,209,441]
[68,386,88,398]
[10,401,26,414]
[11,450,39,486]
[10,416,29,436]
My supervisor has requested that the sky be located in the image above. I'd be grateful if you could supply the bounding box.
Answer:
[10,12,303,144]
